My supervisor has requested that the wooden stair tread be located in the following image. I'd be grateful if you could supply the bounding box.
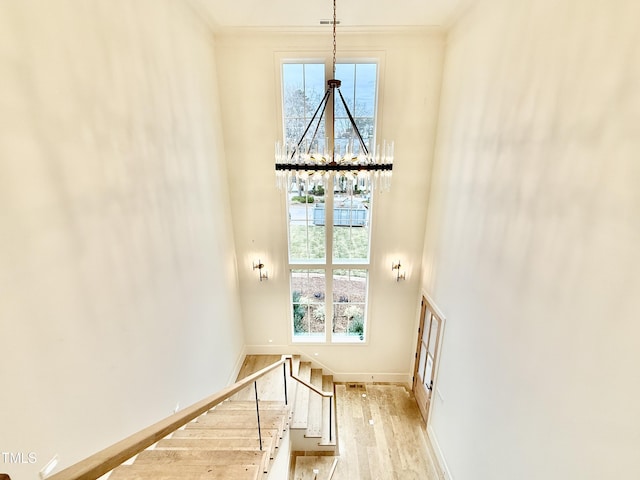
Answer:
[155,437,274,454]
[287,356,301,405]
[134,449,271,475]
[291,356,301,376]
[107,463,261,480]
[208,407,288,420]
[134,449,266,465]
[171,428,278,439]
[189,409,287,432]
[293,456,338,480]
[204,410,287,418]
[322,375,333,392]
[291,362,311,429]
[186,418,284,430]
[172,426,283,451]
[305,368,323,437]
[213,400,287,411]
[321,375,337,445]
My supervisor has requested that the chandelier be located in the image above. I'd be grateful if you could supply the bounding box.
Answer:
[275,0,394,192]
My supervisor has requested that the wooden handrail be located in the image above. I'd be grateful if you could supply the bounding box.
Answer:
[327,457,339,479]
[282,355,333,398]
[47,358,287,480]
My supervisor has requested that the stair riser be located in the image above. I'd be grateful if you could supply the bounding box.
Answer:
[289,429,338,453]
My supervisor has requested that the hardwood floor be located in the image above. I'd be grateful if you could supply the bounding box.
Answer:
[234,356,442,480]
[329,383,440,480]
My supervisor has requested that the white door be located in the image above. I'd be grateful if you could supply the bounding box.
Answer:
[413,296,443,423]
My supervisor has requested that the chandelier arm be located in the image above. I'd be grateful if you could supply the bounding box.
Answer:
[291,87,332,160]
[336,87,370,156]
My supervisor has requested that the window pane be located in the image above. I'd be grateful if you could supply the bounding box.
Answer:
[283,63,326,147]
[332,269,367,341]
[355,64,376,117]
[288,179,326,261]
[285,118,305,141]
[305,64,326,107]
[333,63,376,157]
[334,64,354,120]
[283,63,304,116]
[428,314,439,353]
[334,64,354,158]
[332,177,370,262]
[291,269,325,338]
[418,340,428,382]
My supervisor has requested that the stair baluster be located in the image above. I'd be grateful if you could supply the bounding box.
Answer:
[283,362,288,405]
[253,381,263,451]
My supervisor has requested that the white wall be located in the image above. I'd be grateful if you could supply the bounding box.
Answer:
[0,1,244,478]
[215,29,444,380]
[422,0,640,478]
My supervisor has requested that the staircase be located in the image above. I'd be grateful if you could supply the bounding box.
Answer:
[289,359,338,453]
[107,399,289,480]
[47,355,336,480]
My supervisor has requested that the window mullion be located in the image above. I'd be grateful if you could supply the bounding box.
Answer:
[325,172,335,343]
[325,58,335,344]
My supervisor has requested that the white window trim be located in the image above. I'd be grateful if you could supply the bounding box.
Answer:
[277,51,386,345]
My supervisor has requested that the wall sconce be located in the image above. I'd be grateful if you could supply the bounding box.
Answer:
[391,261,406,281]
[253,260,268,281]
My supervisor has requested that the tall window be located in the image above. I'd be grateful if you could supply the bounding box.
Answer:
[282,62,378,343]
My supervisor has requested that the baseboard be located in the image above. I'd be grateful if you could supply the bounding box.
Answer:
[332,372,411,383]
[227,344,248,385]
[427,424,454,480]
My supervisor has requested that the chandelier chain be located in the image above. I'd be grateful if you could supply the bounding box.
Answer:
[332,0,337,76]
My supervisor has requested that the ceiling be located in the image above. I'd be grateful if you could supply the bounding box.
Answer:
[193,0,470,29]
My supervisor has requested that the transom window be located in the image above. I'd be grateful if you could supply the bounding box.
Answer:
[282,61,378,343]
